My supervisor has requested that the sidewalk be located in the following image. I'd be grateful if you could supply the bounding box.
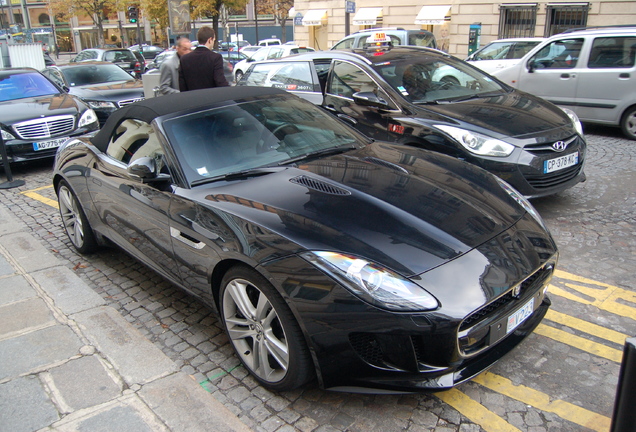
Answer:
[0,204,252,432]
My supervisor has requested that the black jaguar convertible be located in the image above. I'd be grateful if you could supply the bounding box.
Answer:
[53,87,557,393]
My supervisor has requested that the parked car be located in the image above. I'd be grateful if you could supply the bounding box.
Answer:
[240,45,262,55]
[218,50,248,67]
[53,86,557,393]
[238,43,587,198]
[493,26,636,139]
[42,62,145,126]
[465,38,545,74]
[219,41,238,51]
[0,68,98,164]
[129,44,164,60]
[71,48,145,78]
[145,49,174,70]
[233,45,315,82]
[331,28,436,50]
[258,38,282,46]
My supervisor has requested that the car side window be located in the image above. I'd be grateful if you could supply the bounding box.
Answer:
[106,119,164,168]
[530,38,583,69]
[332,38,354,50]
[268,47,283,59]
[327,61,379,99]
[251,48,270,62]
[587,37,636,68]
[43,69,64,87]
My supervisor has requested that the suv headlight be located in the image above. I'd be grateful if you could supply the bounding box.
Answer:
[435,125,515,157]
[560,107,584,136]
[301,251,439,311]
[1,129,15,141]
[78,109,98,127]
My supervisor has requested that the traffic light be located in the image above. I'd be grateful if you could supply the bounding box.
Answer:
[128,6,138,23]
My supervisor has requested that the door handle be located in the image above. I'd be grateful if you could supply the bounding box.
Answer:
[323,105,336,112]
[619,73,630,79]
[560,73,570,78]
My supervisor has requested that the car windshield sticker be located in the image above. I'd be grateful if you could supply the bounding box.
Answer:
[397,86,409,96]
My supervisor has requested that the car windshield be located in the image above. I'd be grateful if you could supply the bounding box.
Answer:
[374,56,507,104]
[161,95,366,185]
[0,72,60,101]
[472,41,541,61]
[103,51,135,62]
[62,64,134,86]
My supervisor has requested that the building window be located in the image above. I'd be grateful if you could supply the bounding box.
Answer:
[498,4,538,38]
[544,3,589,37]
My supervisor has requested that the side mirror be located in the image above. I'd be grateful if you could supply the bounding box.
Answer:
[128,156,157,179]
[528,60,536,73]
[352,91,391,110]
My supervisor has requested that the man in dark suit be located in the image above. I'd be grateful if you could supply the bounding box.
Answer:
[179,26,229,91]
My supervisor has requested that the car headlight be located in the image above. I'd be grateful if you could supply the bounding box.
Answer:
[87,101,117,109]
[78,109,98,127]
[494,176,549,231]
[301,251,439,312]
[435,125,515,157]
[560,107,584,136]
[1,129,15,141]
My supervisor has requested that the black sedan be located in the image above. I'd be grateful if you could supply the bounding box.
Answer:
[53,87,557,393]
[0,68,99,165]
[42,62,145,127]
[238,44,587,198]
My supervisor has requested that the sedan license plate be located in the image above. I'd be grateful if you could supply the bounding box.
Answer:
[544,152,579,173]
[33,137,68,151]
[506,298,535,334]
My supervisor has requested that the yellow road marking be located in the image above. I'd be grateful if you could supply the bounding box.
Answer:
[436,388,521,432]
[535,323,623,362]
[546,309,629,346]
[551,270,636,318]
[472,372,611,432]
[20,186,58,209]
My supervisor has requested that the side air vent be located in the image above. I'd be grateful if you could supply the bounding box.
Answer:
[361,157,409,174]
[289,175,351,196]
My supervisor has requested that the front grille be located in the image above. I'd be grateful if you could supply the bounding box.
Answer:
[349,333,384,366]
[525,135,578,155]
[13,115,75,140]
[525,163,583,189]
[118,97,144,107]
[460,264,554,333]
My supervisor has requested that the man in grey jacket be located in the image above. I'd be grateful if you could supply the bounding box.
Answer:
[158,37,191,95]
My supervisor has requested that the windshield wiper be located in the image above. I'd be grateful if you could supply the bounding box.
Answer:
[435,91,506,104]
[278,145,356,166]
[191,166,284,186]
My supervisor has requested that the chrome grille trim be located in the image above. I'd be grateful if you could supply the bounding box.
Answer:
[118,97,145,107]
[526,135,578,153]
[13,115,75,140]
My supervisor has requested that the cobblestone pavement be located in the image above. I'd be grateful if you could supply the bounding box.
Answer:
[1,124,634,432]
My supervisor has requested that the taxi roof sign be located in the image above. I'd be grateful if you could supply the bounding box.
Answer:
[365,32,391,44]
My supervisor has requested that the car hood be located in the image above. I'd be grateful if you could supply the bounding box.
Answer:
[0,94,84,126]
[192,143,527,276]
[70,81,143,101]
[412,90,574,140]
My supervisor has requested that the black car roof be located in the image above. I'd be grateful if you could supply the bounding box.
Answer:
[91,87,288,152]
[294,46,447,64]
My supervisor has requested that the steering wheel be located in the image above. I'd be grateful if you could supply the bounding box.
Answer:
[271,123,300,138]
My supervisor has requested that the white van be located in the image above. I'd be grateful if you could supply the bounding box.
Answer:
[258,38,282,47]
[493,27,636,139]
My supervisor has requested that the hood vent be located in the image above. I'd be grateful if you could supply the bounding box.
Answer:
[361,157,409,174]
[290,175,351,196]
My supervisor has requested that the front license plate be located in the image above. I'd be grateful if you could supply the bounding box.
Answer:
[544,152,579,173]
[33,137,68,151]
[506,298,535,334]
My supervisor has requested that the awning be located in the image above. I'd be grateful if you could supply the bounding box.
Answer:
[415,5,451,25]
[352,7,383,26]
[302,10,327,26]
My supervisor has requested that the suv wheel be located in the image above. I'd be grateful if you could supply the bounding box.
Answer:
[621,106,636,140]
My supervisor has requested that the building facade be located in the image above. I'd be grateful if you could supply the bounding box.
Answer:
[291,0,636,56]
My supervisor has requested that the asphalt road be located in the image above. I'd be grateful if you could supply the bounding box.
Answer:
[1,123,634,432]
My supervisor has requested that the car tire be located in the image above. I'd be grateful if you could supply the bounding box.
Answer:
[235,70,244,83]
[219,265,314,391]
[620,106,636,140]
[57,180,98,254]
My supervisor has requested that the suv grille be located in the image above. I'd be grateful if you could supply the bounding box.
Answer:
[13,115,75,140]
[118,97,144,107]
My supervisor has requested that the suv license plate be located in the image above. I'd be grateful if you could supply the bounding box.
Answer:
[544,152,579,173]
[33,137,68,151]
[507,298,535,334]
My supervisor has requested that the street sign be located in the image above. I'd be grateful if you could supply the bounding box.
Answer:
[346,1,356,14]
[294,13,303,26]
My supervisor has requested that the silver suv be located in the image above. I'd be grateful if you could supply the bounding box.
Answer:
[494,26,636,139]
[331,28,436,50]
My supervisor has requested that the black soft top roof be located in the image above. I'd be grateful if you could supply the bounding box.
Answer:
[90,86,288,152]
